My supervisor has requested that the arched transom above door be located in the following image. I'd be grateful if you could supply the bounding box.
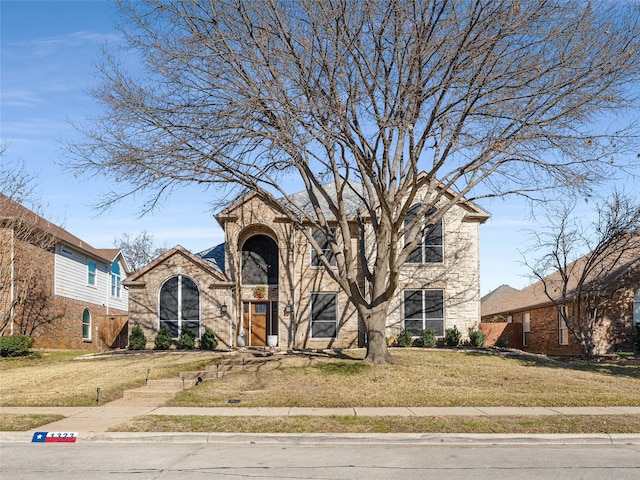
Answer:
[241,234,279,285]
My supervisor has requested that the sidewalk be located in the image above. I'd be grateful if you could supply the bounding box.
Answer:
[2,405,640,434]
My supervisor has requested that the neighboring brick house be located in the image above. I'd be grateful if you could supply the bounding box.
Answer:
[125,183,489,350]
[0,194,130,350]
[481,246,640,356]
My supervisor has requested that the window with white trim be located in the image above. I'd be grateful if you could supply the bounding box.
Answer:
[159,275,200,339]
[523,313,531,346]
[111,262,121,298]
[82,308,91,340]
[558,305,569,345]
[311,293,337,338]
[405,205,443,264]
[311,227,337,267]
[87,260,96,286]
[403,289,445,336]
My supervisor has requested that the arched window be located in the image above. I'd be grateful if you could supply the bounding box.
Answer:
[159,275,200,338]
[82,309,91,340]
[111,262,121,298]
[241,234,279,285]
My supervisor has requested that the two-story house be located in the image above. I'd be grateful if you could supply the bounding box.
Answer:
[0,194,130,350]
[125,183,489,350]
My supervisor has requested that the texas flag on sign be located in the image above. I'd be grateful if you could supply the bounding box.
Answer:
[32,432,77,443]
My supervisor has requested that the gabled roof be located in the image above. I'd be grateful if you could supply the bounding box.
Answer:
[196,243,225,274]
[481,284,519,303]
[123,245,228,284]
[482,240,640,317]
[215,176,490,225]
[96,248,132,275]
[0,193,119,264]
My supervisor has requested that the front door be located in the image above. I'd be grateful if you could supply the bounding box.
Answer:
[243,302,269,346]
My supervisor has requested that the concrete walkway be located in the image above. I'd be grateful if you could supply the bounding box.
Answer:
[2,405,640,435]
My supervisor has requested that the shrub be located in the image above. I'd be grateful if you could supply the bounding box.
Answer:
[0,335,34,357]
[495,335,510,348]
[177,328,196,350]
[419,328,436,348]
[154,326,173,350]
[445,325,462,347]
[200,326,218,351]
[128,325,147,350]
[395,329,413,347]
[468,328,487,348]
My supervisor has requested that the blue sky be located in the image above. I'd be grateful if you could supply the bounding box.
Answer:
[1,0,598,295]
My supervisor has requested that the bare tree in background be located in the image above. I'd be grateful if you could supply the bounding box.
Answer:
[524,193,640,357]
[114,230,167,272]
[0,144,36,206]
[1,151,65,336]
[70,0,640,363]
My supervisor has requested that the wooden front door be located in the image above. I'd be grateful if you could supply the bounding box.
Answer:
[243,302,269,346]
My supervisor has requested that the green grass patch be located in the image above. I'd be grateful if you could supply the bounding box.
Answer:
[313,361,371,375]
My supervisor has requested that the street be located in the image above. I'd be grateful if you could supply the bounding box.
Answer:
[1,439,639,479]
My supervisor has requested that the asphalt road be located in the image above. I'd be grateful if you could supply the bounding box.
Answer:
[2,440,639,479]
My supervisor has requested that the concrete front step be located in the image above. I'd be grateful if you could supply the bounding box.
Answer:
[180,358,271,381]
[122,379,185,399]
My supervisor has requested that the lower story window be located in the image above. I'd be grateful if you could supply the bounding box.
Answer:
[523,312,531,346]
[404,289,444,336]
[159,275,200,338]
[311,293,337,338]
[558,306,569,345]
[82,309,91,340]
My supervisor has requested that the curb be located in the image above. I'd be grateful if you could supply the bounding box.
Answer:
[2,431,639,445]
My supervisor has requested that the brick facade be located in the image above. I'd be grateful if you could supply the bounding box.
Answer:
[1,195,130,351]
[482,266,639,356]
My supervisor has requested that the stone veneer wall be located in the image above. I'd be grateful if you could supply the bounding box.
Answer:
[127,250,233,349]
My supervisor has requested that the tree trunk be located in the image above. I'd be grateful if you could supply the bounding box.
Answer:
[364,302,396,364]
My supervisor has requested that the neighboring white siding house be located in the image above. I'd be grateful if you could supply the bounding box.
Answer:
[54,245,128,312]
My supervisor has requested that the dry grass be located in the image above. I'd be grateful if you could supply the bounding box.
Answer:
[169,349,640,407]
[0,350,224,406]
[0,414,64,431]
[1,348,639,409]
[111,414,640,434]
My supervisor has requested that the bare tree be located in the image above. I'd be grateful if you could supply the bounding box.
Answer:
[0,193,66,337]
[524,193,640,357]
[114,230,167,272]
[69,0,640,363]
[0,145,36,206]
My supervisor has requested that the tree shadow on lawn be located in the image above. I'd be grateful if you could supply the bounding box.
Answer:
[464,348,640,381]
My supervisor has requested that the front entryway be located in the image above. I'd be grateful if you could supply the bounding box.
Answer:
[243,302,278,346]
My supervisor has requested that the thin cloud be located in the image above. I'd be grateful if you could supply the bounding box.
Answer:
[10,31,122,56]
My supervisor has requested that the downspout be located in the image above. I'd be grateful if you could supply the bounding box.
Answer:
[105,261,111,315]
[291,223,297,349]
[228,286,235,349]
[9,228,15,335]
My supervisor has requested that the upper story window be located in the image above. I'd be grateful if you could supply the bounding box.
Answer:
[311,227,337,267]
[404,205,443,264]
[87,261,97,286]
[241,234,279,285]
[111,262,121,298]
